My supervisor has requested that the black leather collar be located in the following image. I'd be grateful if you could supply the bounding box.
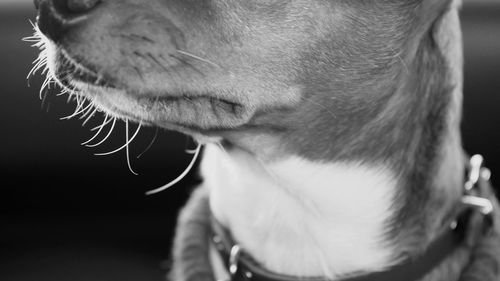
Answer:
[210,155,495,281]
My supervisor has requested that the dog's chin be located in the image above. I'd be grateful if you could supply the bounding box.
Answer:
[52,52,253,139]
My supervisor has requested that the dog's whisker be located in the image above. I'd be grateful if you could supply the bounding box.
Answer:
[94,120,141,156]
[25,27,48,78]
[23,37,41,43]
[66,91,85,109]
[55,74,80,97]
[40,63,51,76]
[79,101,97,120]
[58,81,74,97]
[66,100,92,119]
[216,142,227,154]
[64,91,80,111]
[40,90,50,112]
[82,114,110,145]
[27,19,36,29]
[38,74,55,100]
[60,88,74,99]
[185,148,199,154]
[28,15,205,190]
[185,137,201,154]
[81,107,99,127]
[137,127,159,159]
[146,143,202,196]
[22,32,40,42]
[38,79,49,99]
[90,114,113,132]
[86,117,117,147]
[168,54,205,77]
[65,91,73,101]
[74,100,89,113]
[61,100,93,120]
[125,120,140,175]
[175,50,220,68]
[27,54,47,81]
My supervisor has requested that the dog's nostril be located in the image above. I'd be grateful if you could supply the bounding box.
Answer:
[67,0,100,14]
[36,0,102,43]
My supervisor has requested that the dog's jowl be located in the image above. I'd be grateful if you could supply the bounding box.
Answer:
[32,0,500,281]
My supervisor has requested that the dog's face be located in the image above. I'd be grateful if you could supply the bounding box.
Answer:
[35,0,449,157]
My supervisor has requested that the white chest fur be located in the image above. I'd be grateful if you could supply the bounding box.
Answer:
[201,144,398,279]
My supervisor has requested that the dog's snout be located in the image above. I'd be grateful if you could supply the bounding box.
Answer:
[35,0,101,42]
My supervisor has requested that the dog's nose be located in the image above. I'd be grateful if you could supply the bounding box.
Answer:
[35,0,101,42]
[34,0,101,13]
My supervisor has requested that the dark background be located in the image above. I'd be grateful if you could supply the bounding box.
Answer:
[1,1,499,281]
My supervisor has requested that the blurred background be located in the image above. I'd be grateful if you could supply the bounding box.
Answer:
[0,0,499,280]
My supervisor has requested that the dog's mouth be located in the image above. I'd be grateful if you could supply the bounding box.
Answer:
[52,49,252,133]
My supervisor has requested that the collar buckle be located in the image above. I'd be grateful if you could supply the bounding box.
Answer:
[229,245,242,276]
[227,245,253,280]
[462,154,494,216]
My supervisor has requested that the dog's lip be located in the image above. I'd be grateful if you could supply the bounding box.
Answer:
[55,49,119,89]
[141,95,244,114]
[139,94,249,127]
[77,81,251,132]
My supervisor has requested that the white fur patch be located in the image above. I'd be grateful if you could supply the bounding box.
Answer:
[202,144,397,279]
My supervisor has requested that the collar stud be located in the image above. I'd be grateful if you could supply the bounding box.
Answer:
[229,245,242,276]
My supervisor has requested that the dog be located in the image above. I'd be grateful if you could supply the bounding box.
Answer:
[32,0,500,280]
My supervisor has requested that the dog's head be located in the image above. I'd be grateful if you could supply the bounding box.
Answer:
[33,0,457,159]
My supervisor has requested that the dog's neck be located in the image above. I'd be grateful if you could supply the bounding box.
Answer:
[203,139,463,280]
[201,3,465,280]
[203,143,398,278]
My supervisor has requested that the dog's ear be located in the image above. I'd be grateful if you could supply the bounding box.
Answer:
[423,0,462,44]
[418,0,461,23]
[429,0,463,71]
[407,0,460,42]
